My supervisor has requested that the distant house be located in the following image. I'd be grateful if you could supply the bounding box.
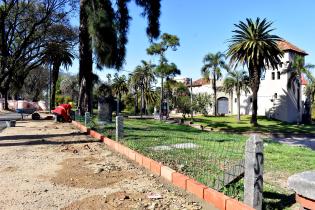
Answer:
[182,40,309,123]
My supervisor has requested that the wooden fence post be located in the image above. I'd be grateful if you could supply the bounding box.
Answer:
[244,135,264,210]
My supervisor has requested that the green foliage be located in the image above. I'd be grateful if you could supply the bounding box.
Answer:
[201,51,228,116]
[85,0,161,70]
[175,96,191,116]
[227,18,283,74]
[192,93,213,115]
[112,73,128,99]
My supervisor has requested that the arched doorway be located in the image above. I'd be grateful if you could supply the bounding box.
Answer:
[217,97,229,115]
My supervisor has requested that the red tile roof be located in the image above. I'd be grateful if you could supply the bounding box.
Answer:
[277,40,308,55]
[188,78,210,87]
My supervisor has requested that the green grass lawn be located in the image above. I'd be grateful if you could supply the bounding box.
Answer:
[84,117,314,209]
[192,115,315,135]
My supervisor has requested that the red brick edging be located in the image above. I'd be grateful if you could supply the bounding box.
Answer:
[72,121,254,210]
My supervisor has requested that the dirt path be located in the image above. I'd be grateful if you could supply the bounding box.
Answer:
[0,120,213,210]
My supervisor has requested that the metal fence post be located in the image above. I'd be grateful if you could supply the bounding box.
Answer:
[244,135,264,210]
[116,116,124,141]
[85,112,90,126]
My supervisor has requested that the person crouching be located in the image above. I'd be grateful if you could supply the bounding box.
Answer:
[52,104,72,122]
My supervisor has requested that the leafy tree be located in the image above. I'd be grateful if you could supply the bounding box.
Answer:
[78,0,161,114]
[201,52,228,116]
[223,70,250,121]
[147,33,180,119]
[192,93,212,116]
[227,18,283,126]
[0,0,73,109]
[18,66,49,102]
[59,74,79,104]
[112,73,128,115]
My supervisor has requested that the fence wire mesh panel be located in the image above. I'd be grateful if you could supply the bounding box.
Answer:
[123,127,246,199]
[74,114,247,199]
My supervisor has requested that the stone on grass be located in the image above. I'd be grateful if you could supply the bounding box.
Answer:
[172,143,199,149]
[288,171,315,200]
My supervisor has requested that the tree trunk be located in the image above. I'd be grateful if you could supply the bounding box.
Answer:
[250,69,260,126]
[79,0,93,115]
[51,62,61,109]
[78,78,86,115]
[116,95,120,116]
[134,88,138,115]
[140,86,144,118]
[160,77,164,120]
[237,91,241,122]
[4,90,8,110]
[213,72,217,116]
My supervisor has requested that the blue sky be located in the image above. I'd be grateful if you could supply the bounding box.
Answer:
[68,0,315,81]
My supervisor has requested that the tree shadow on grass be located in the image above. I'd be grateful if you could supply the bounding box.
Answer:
[263,191,295,210]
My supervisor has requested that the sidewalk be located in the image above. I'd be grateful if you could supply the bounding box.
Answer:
[0,120,214,210]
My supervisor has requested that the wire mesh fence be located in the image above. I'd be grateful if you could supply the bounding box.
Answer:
[125,133,246,199]
[74,112,246,199]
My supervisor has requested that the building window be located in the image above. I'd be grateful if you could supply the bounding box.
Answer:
[250,97,253,103]
[235,98,237,103]
[272,72,275,80]
[277,71,280,80]
[279,62,283,68]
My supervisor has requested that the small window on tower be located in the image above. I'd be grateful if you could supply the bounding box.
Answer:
[277,71,281,80]
[272,72,275,80]
[235,98,237,103]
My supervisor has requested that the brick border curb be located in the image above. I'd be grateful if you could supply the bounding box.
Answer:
[72,120,254,210]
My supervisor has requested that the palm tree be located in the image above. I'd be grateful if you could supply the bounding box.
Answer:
[223,70,250,121]
[227,18,283,126]
[132,60,156,116]
[201,52,228,116]
[43,42,74,109]
[112,73,128,115]
[287,55,315,122]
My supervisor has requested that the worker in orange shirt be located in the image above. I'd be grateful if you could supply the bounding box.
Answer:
[52,103,72,122]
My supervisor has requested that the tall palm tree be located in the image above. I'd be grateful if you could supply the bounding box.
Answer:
[227,18,283,126]
[201,52,228,116]
[43,42,74,109]
[223,70,250,121]
[133,60,156,116]
[287,55,315,122]
[112,73,128,115]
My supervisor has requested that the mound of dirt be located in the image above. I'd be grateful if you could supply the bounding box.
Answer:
[51,157,135,189]
[62,191,153,210]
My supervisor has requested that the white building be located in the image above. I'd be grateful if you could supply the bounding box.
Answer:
[185,40,309,123]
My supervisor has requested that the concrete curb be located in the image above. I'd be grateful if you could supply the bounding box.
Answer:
[72,120,254,210]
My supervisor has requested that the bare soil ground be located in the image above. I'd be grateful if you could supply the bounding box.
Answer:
[0,120,214,210]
